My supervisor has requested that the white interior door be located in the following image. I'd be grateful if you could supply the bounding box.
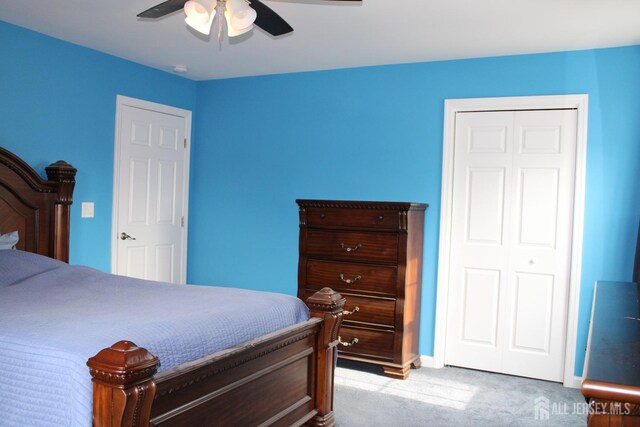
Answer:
[444,109,577,381]
[112,97,191,284]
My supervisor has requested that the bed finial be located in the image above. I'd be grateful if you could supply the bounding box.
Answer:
[45,160,76,205]
[87,340,159,427]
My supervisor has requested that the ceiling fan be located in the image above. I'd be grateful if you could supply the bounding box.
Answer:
[137,0,361,37]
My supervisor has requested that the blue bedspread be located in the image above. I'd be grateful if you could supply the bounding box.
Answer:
[0,250,309,426]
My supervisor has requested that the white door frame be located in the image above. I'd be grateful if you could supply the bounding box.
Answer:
[111,95,192,283]
[433,94,588,388]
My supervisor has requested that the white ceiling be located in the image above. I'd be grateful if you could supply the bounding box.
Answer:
[2,0,640,81]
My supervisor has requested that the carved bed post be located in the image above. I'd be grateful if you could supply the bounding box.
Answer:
[306,288,346,427]
[45,160,76,262]
[87,341,160,427]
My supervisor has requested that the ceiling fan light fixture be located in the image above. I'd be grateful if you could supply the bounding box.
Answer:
[226,0,257,30]
[184,0,217,34]
[184,1,210,24]
[140,0,360,39]
[230,9,257,30]
[224,9,254,36]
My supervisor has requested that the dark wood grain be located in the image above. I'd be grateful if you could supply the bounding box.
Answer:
[583,282,640,386]
[0,147,75,261]
[303,290,396,328]
[297,199,427,379]
[338,325,395,360]
[634,223,639,283]
[305,259,397,296]
[582,281,640,426]
[305,207,400,230]
[87,341,159,426]
[306,229,399,264]
[150,323,319,425]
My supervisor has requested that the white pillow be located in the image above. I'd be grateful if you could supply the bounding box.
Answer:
[0,231,19,250]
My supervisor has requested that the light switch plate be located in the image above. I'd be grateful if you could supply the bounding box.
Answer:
[81,202,94,218]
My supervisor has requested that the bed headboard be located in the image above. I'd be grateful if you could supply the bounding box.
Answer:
[0,147,76,262]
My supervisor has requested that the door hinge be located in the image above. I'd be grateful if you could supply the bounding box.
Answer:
[181,216,185,227]
[184,138,187,149]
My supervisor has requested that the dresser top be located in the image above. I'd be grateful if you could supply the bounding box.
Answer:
[296,199,428,211]
[584,281,640,387]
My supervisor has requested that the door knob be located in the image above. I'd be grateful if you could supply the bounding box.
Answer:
[120,232,136,241]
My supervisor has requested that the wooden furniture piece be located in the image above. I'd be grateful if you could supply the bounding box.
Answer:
[0,146,345,427]
[0,147,76,262]
[581,281,640,427]
[634,222,639,283]
[296,199,427,380]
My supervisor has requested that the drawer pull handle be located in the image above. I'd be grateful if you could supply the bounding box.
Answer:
[338,336,359,347]
[339,273,362,284]
[376,215,384,222]
[339,242,362,252]
[343,306,360,316]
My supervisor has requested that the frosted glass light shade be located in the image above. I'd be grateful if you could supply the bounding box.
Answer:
[184,1,209,24]
[226,0,256,30]
[184,0,216,35]
[230,8,256,30]
[224,9,253,36]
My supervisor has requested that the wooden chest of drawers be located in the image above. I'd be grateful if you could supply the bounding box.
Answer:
[296,200,427,379]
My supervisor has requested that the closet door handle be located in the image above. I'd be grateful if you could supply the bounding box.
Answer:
[339,274,361,284]
[339,242,362,252]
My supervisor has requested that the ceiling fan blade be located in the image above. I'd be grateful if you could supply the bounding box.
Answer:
[137,0,188,18]
[250,0,294,36]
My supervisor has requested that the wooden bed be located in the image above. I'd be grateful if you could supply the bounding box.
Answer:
[0,146,345,427]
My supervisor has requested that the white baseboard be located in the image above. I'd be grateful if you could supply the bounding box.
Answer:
[420,356,583,390]
[419,355,435,368]
[565,376,583,389]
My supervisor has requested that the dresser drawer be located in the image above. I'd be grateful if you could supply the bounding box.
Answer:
[305,207,399,230]
[304,259,397,296]
[306,230,398,263]
[338,326,394,360]
[302,290,395,327]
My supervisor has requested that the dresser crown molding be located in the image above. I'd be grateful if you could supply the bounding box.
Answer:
[296,199,427,211]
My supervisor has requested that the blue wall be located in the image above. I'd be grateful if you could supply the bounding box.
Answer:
[1,20,638,377]
[0,21,197,270]
[188,47,640,376]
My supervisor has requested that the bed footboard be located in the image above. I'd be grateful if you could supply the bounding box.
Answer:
[87,288,345,427]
